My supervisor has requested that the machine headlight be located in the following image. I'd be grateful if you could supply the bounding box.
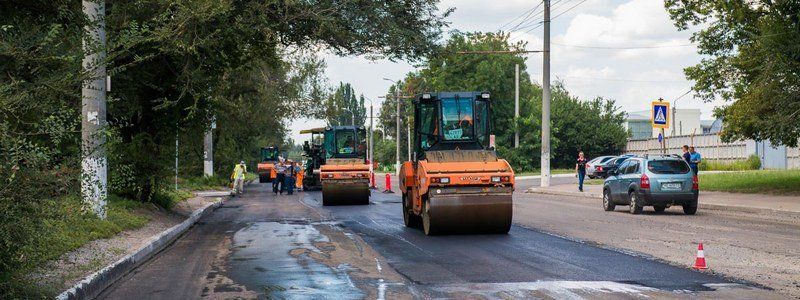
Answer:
[491,176,501,183]
[439,177,450,184]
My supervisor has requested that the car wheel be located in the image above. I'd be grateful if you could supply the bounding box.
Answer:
[628,191,643,214]
[602,189,615,211]
[683,205,697,215]
[653,205,666,213]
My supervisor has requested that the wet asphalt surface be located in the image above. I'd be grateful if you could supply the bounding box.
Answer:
[98,180,771,299]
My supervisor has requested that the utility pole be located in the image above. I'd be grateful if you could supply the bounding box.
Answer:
[81,0,107,219]
[541,0,552,188]
[369,103,376,188]
[515,63,520,148]
[175,131,179,190]
[203,121,214,177]
[395,87,401,175]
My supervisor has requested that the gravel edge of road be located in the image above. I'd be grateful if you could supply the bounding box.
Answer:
[55,197,225,300]
[525,188,796,214]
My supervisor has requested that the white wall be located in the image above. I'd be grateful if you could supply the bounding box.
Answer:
[651,109,702,138]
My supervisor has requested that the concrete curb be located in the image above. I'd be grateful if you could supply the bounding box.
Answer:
[56,198,224,300]
[524,187,799,214]
[516,174,576,180]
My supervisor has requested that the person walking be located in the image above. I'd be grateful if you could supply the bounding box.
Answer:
[575,151,587,192]
[230,161,247,195]
[273,158,286,195]
[689,146,702,175]
[295,162,304,191]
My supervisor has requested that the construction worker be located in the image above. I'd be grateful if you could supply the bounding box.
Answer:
[230,161,247,195]
[295,161,304,191]
[283,160,295,195]
[273,157,286,195]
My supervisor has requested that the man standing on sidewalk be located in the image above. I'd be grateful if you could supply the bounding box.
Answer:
[575,151,587,192]
[682,145,691,166]
[689,146,702,175]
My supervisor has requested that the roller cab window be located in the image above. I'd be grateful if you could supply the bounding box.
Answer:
[440,98,475,141]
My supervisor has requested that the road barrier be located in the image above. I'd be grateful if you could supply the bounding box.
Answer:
[383,173,394,193]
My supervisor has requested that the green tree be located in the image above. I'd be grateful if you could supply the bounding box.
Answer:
[324,82,367,127]
[378,32,628,171]
[665,1,800,147]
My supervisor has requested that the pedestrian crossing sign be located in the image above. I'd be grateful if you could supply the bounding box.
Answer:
[651,101,670,129]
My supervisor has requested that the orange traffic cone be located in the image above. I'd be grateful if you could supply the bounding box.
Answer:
[693,243,708,270]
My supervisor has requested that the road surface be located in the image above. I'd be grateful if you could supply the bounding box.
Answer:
[99,180,779,299]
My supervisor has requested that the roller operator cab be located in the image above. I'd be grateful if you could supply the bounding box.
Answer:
[257,146,280,183]
[319,126,371,206]
[400,92,515,235]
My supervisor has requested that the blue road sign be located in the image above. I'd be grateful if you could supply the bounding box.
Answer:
[658,132,663,143]
[651,101,670,129]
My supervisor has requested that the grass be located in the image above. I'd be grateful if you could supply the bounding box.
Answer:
[517,168,576,177]
[699,170,800,195]
[180,176,230,191]
[699,155,761,171]
[8,195,150,297]
[583,178,605,185]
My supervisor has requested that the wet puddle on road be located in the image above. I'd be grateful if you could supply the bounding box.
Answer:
[225,221,408,299]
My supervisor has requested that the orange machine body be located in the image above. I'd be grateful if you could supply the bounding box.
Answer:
[320,158,371,205]
[400,158,515,216]
[257,162,278,181]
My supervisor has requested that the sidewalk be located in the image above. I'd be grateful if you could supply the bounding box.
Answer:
[526,183,800,213]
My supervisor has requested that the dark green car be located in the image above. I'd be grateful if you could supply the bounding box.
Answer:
[602,155,699,215]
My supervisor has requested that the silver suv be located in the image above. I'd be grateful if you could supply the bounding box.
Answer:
[602,155,699,215]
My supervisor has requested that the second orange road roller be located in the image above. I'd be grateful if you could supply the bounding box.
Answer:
[320,126,371,206]
[400,92,514,235]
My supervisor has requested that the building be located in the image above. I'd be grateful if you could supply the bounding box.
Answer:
[622,111,652,140]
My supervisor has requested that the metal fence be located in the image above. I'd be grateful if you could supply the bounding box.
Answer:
[626,134,750,163]
[626,134,799,169]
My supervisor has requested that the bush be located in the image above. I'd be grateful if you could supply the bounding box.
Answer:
[699,154,761,171]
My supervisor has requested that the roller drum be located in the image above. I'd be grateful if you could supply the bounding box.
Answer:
[321,179,370,206]
[423,187,512,235]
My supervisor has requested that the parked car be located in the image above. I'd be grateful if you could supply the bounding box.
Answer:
[586,156,616,179]
[602,155,699,215]
[594,156,630,179]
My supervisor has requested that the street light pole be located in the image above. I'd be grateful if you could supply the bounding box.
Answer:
[81,0,107,219]
[541,0,552,188]
[515,63,520,148]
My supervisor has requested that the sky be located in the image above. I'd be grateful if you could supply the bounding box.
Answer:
[288,0,724,143]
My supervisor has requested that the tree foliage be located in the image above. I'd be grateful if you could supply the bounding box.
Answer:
[1,0,450,296]
[324,82,367,127]
[665,1,800,147]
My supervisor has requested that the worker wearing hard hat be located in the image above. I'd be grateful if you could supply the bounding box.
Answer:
[230,161,247,195]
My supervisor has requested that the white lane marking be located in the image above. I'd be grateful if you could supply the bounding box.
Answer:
[432,281,658,298]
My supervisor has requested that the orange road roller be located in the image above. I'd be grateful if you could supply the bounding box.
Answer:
[257,146,280,183]
[400,92,514,235]
[320,126,371,206]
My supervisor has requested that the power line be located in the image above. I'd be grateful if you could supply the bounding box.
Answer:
[500,1,544,33]
[552,0,588,20]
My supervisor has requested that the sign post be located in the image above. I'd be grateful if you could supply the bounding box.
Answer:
[652,99,671,154]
